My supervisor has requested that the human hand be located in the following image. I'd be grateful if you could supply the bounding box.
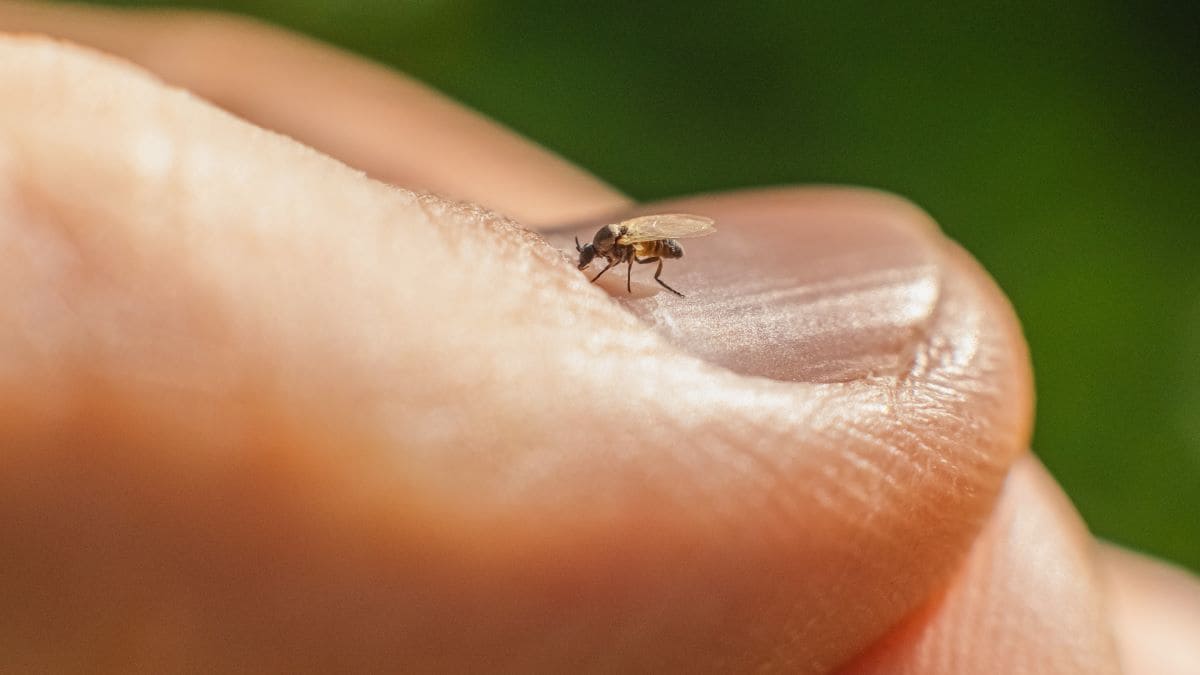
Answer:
[2,4,1197,672]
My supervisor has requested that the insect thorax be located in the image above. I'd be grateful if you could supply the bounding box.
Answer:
[592,224,622,252]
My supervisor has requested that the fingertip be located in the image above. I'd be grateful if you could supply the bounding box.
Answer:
[1099,544,1200,675]
[547,186,1035,668]
[843,458,1120,674]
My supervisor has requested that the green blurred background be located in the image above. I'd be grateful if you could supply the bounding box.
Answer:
[92,1,1199,571]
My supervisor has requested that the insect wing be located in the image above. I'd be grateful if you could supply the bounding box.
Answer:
[615,214,716,244]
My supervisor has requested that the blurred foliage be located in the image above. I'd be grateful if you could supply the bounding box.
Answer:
[91,1,1199,571]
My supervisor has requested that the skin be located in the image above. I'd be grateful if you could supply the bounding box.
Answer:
[0,3,1197,672]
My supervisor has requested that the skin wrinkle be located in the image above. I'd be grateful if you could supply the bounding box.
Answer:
[700,417,815,548]
[785,236,999,568]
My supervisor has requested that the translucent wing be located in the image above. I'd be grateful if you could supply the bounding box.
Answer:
[615,214,716,244]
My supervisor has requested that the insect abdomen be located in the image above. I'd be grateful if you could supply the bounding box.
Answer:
[637,239,684,259]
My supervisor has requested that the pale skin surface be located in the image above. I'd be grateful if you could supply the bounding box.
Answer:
[0,3,1198,673]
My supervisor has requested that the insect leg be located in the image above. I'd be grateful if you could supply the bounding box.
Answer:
[590,259,617,283]
[626,258,634,293]
[647,257,683,297]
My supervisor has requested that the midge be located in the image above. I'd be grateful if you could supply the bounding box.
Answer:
[575,214,716,297]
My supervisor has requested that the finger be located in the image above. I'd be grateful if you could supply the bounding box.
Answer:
[841,456,1120,674]
[1099,543,1200,674]
[1,37,1030,671]
[0,0,629,224]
